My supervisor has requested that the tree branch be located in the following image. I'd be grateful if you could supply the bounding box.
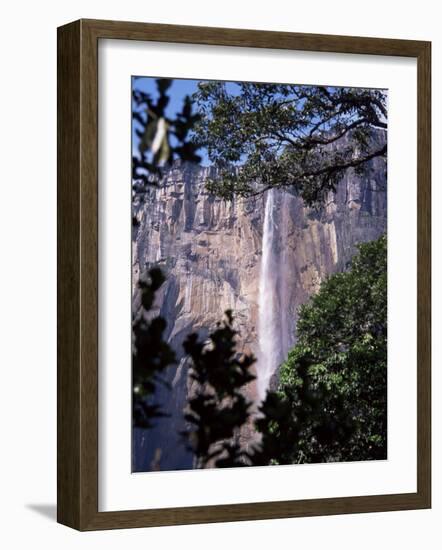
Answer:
[301,144,387,179]
[243,144,387,198]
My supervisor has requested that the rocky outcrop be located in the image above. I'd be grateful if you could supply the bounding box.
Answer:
[132,156,387,472]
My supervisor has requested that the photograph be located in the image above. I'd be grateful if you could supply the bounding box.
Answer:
[131,76,388,473]
[1,1,433,540]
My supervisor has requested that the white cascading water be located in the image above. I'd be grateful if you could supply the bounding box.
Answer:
[257,189,284,400]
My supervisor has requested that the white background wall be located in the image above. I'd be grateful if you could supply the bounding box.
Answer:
[0,1,440,548]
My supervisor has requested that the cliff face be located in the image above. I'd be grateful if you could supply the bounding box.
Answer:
[132,157,387,472]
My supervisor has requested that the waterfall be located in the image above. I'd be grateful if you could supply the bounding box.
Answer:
[257,189,287,400]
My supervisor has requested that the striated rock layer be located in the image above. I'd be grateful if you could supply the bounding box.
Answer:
[132,157,387,472]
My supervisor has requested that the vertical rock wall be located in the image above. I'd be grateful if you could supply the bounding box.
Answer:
[132,156,387,472]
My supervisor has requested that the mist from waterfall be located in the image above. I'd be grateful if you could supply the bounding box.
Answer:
[256,189,292,401]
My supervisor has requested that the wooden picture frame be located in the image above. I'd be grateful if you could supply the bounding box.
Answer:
[57,18,431,531]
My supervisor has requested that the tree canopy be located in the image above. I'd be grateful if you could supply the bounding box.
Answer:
[193,82,387,205]
[272,235,387,463]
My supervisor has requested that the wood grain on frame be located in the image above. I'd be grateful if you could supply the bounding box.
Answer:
[57,19,431,531]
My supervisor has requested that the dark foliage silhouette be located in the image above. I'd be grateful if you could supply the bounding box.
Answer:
[132,78,202,195]
[182,311,256,468]
[132,268,176,429]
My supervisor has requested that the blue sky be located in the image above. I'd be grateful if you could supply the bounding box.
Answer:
[133,77,201,119]
[131,77,240,165]
[132,77,208,164]
[131,77,388,168]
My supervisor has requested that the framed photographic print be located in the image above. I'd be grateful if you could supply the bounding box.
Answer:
[57,19,431,530]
